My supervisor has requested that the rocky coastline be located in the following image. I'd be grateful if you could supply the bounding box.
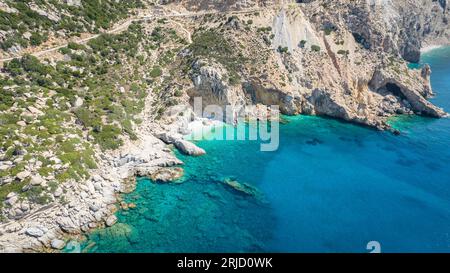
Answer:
[0,103,207,252]
[0,0,449,252]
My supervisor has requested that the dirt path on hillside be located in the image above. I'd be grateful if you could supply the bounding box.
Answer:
[0,5,269,64]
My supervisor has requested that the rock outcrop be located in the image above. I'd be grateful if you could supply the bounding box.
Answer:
[342,0,450,63]
[157,132,206,156]
[369,66,446,117]
[189,59,249,115]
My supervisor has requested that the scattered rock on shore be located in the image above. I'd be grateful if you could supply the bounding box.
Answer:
[25,227,45,238]
[105,215,118,227]
[51,239,66,250]
[157,133,206,156]
[150,167,184,183]
[174,139,206,156]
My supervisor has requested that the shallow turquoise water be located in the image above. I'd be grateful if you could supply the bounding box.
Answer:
[82,47,450,253]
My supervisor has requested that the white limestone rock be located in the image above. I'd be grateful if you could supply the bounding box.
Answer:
[30,175,45,186]
[105,215,118,227]
[51,239,66,250]
[25,227,45,238]
[174,139,206,156]
[16,170,31,180]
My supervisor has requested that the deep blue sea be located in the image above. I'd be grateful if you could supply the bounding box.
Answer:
[81,47,450,253]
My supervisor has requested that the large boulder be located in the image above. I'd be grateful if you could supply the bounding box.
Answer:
[174,139,206,156]
[156,132,179,144]
[16,170,31,181]
[156,133,206,156]
[25,227,44,238]
[51,239,66,250]
[30,175,45,186]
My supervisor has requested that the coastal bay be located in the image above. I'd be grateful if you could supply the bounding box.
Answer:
[0,0,449,253]
[80,47,450,253]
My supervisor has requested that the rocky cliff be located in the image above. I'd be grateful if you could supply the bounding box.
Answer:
[336,0,450,63]
[162,0,449,61]
[160,0,448,131]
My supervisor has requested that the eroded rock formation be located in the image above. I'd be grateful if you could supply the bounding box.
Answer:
[168,0,449,130]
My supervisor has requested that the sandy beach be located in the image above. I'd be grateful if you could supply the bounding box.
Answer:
[421,44,444,53]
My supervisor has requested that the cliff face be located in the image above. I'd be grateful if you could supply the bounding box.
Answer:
[337,0,450,62]
[162,0,449,61]
[161,0,447,131]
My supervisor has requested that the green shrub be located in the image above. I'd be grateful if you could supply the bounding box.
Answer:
[30,32,48,46]
[189,30,244,85]
[337,49,350,56]
[93,124,123,150]
[23,186,51,205]
[299,40,307,48]
[68,42,86,51]
[5,55,52,76]
[74,107,102,128]
[149,66,163,78]
[59,47,71,55]
[278,46,289,54]
[311,45,321,52]
[1,35,28,50]
[0,180,28,208]
[257,27,272,32]
[174,90,183,97]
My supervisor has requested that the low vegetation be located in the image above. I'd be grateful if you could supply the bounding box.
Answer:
[311,45,321,52]
[0,22,151,210]
[0,0,144,51]
[188,30,247,85]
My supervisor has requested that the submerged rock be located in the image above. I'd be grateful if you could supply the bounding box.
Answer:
[223,178,261,198]
[102,223,139,244]
[279,117,290,124]
[306,138,324,146]
[104,223,133,239]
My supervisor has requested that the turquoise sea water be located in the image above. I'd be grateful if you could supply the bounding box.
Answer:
[82,47,450,253]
